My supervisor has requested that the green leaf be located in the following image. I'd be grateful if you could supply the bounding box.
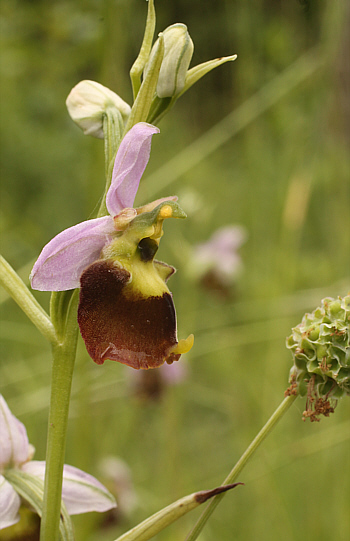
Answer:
[179,55,237,97]
[114,484,242,541]
[130,0,156,100]
[4,469,74,541]
[125,34,164,133]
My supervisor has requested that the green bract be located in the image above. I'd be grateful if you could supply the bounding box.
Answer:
[286,295,350,420]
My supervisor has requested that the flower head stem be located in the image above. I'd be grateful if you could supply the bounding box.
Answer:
[184,393,297,541]
[40,290,79,541]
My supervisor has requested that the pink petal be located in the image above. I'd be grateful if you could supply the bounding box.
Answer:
[0,395,29,470]
[106,123,160,216]
[193,225,247,281]
[22,461,116,515]
[211,225,247,251]
[0,476,21,530]
[30,216,115,291]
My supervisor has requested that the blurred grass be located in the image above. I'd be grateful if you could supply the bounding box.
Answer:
[1,1,349,540]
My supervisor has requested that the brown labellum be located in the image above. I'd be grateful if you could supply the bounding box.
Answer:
[78,259,181,369]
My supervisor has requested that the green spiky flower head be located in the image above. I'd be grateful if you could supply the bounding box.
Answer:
[286,295,350,421]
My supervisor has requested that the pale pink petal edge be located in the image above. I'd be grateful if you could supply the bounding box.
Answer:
[106,122,160,216]
[0,475,21,530]
[30,216,115,291]
[0,395,29,469]
[22,461,116,515]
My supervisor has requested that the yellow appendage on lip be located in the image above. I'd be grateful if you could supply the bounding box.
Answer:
[169,334,194,355]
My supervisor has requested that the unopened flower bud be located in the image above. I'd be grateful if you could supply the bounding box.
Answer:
[66,80,131,139]
[286,294,350,421]
[145,24,194,98]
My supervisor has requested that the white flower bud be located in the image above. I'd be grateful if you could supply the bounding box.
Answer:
[145,24,194,99]
[66,80,131,139]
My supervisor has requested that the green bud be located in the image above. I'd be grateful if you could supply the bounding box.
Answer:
[145,23,194,99]
[286,294,350,421]
[308,325,320,341]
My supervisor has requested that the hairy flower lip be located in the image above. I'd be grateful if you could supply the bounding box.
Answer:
[77,200,191,369]
[77,260,180,369]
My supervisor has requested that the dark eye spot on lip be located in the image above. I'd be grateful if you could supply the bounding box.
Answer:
[138,238,159,262]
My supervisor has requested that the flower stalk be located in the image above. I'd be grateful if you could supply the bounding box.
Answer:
[124,34,164,133]
[129,0,156,99]
[39,290,79,541]
[98,109,123,218]
[184,394,298,541]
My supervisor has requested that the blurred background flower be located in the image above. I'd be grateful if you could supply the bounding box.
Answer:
[127,360,188,401]
[189,225,247,297]
[98,456,137,529]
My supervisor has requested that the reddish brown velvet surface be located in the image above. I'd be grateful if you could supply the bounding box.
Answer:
[78,259,180,369]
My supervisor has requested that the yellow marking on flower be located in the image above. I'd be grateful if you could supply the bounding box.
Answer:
[169,334,194,355]
[159,204,173,219]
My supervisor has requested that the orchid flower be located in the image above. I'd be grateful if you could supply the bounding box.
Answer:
[0,395,116,529]
[30,122,193,369]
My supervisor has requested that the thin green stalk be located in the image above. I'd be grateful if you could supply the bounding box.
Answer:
[185,394,297,541]
[39,291,79,541]
[0,255,57,344]
[103,108,123,177]
[98,110,122,218]
[129,0,156,99]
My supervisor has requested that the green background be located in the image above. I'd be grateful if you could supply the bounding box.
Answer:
[1,1,349,540]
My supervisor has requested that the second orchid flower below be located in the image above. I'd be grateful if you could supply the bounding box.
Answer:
[30,123,193,369]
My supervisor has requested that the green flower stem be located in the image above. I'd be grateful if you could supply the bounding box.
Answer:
[185,393,298,541]
[97,110,122,218]
[0,255,57,344]
[124,33,164,134]
[40,290,79,541]
[129,0,156,100]
[103,108,123,177]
